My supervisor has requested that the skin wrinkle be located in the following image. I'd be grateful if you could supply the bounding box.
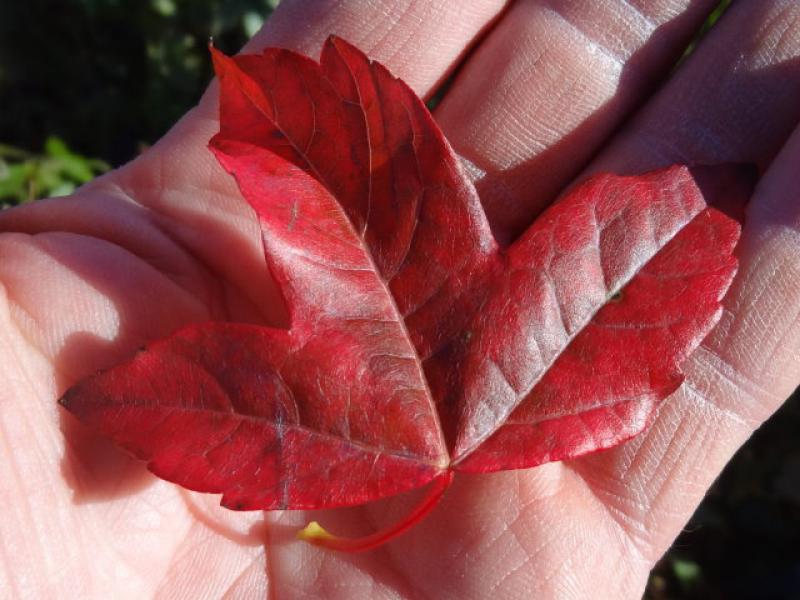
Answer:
[570,423,664,523]
[110,180,276,326]
[566,457,654,556]
[597,497,654,566]
[2,192,227,322]
[643,414,713,521]
[616,0,657,35]
[387,5,429,74]
[44,229,207,331]
[543,4,627,68]
[509,482,567,544]
[362,517,430,600]
[734,250,800,364]
[768,296,800,368]
[0,189,187,278]
[10,419,65,594]
[759,4,800,59]
[6,296,61,382]
[465,44,555,167]
[716,274,788,378]
[639,410,705,515]
[507,494,551,555]
[690,346,781,419]
[617,397,736,555]
[526,525,581,598]
[225,554,269,599]
[370,1,417,68]
[483,526,530,596]
[645,424,722,524]
[631,411,675,488]
[98,185,240,303]
[592,456,651,516]
[158,521,228,598]
[0,428,28,598]
[153,523,196,598]
[604,439,641,486]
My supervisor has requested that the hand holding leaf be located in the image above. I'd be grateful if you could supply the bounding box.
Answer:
[2,2,798,596]
[62,38,745,551]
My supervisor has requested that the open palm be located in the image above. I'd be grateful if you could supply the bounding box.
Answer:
[2,1,799,598]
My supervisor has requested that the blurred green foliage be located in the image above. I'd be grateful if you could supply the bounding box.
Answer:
[678,0,733,64]
[0,137,109,206]
[0,0,277,205]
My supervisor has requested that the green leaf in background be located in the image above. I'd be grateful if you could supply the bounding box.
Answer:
[0,0,281,167]
[0,137,109,206]
[673,558,702,586]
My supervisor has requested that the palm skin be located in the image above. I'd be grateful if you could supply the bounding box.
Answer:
[1,0,799,597]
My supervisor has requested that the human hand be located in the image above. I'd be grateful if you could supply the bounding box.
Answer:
[1,1,798,597]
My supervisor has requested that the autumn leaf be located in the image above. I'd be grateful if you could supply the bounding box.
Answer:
[60,37,747,552]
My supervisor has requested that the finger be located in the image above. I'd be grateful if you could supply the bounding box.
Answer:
[592,0,800,174]
[246,0,508,97]
[573,0,800,559]
[434,0,721,239]
[0,232,210,381]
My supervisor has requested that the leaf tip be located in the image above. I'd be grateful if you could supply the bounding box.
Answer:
[209,42,235,79]
[57,385,77,410]
[323,34,362,63]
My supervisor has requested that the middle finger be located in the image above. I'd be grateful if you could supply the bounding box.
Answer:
[435,0,721,240]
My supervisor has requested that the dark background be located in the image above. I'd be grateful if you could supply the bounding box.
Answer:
[1,1,798,597]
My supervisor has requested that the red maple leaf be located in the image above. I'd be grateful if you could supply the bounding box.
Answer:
[60,37,748,552]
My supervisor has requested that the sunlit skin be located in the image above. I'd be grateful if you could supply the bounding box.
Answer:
[1,1,799,598]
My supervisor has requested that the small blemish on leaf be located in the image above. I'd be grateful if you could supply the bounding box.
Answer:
[288,200,299,231]
[609,291,623,303]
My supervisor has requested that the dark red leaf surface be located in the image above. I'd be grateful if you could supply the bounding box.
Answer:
[61,38,742,520]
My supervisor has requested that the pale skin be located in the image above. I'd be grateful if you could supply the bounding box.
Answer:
[1,0,799,597]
